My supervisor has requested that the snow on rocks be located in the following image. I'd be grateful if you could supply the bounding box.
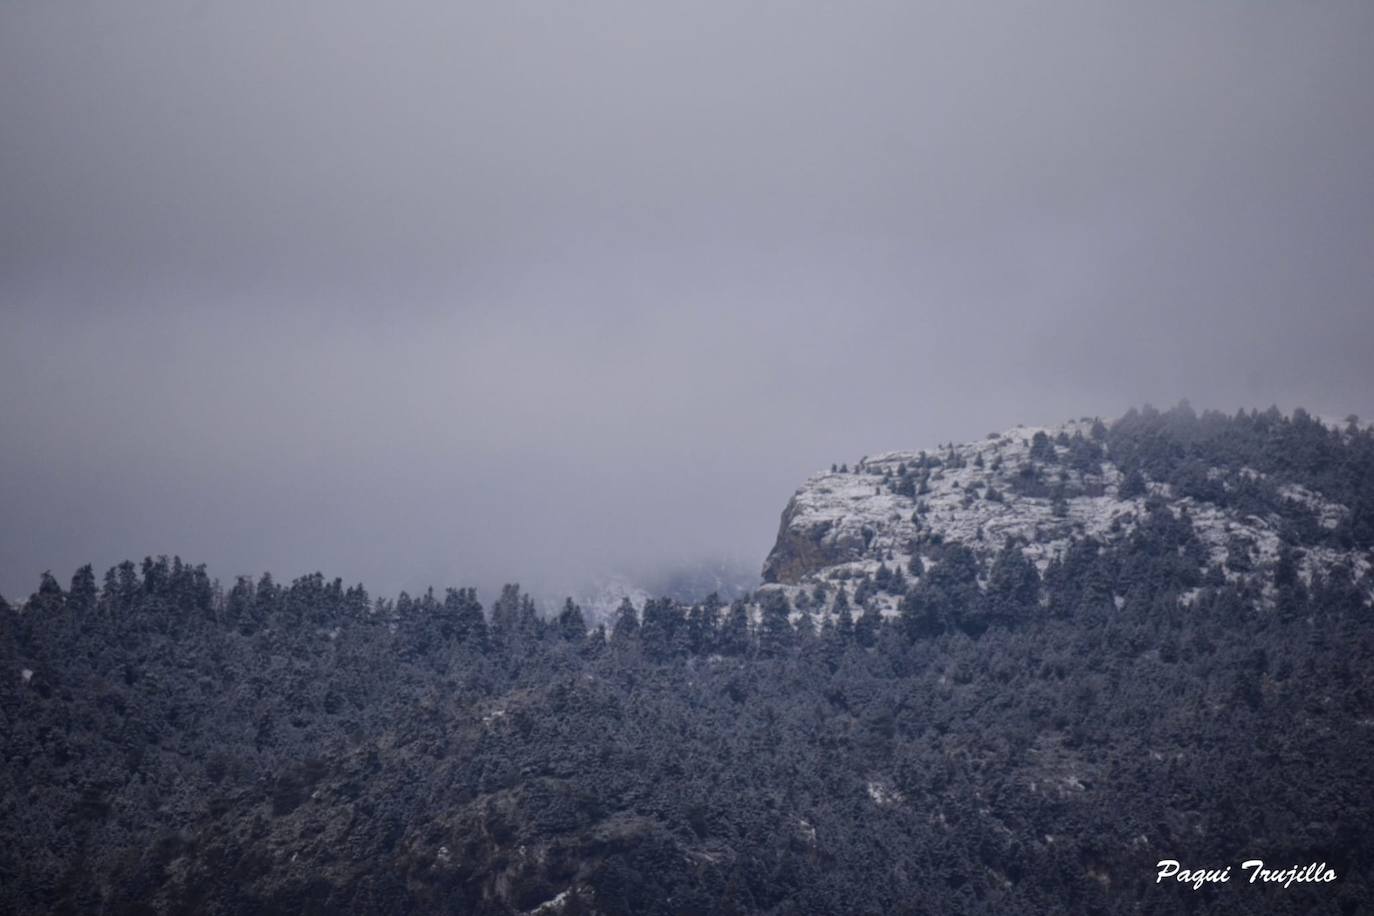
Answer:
[759,417,1372,618]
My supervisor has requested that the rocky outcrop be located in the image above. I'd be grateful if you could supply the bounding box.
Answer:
[759,416,1372,617]
[762,499,851,585]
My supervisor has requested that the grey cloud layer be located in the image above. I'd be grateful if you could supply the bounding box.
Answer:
[3,2,1372,599]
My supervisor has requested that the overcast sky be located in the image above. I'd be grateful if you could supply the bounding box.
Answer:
[3,2,1372,602]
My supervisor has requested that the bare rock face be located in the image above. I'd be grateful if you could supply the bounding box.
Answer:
[763,499,842,585]
[761,476,902,585]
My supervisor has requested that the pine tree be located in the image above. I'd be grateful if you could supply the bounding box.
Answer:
[833,585,854,641]
[687,592,722,655]
[557,597,588,641]
[640,597,685,660]
[1119,467,1148,499]
[718,600,751,655]
[116,561,141,616]
[986,541,1041,625]
[490,584,524,643]
[890,564,907,594]
[610,596,640,646]
[898,588,942,640]
[29,571,66,615]
[855,604,882,648]
[446,587,488,646]
[68,564,97,615]
[255,571,280,620]
[226,576,255,631]
[345,583,371,619]
[758,591,793,657]
[516,593,543,640]
[141,556,171,599]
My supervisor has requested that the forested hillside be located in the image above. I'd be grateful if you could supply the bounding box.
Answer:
[3,405,1373,914]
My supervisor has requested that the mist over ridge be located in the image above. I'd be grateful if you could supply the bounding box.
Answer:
[4,2,1374,606]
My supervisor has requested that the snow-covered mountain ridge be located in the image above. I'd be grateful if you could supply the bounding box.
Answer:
[760,411,1373,620]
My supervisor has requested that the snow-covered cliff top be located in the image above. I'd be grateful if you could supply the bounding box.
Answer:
[761,417,1370,618]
